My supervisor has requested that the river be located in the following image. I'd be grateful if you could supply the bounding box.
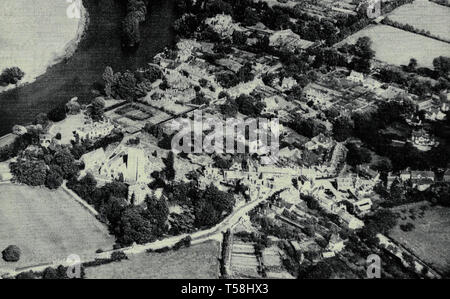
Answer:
[0,0,175,136]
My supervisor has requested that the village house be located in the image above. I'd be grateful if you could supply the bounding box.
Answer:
[347,71,364,84]
[354,198,373,215]
[268,29,314,52]
[356,165,380,180]
[337,209,364,230]
[409,129,437,151]
[400,169,412,182]
[415,98,434,111]
[336,174,356,191]
[303,83,342,108]
[304,133,335,151]
[326,234,345,253]
[176,39,201,62]
[410,170,435,191]
[75,119,115,141]
[205,14,240,39]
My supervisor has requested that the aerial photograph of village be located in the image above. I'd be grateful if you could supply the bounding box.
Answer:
[0,0,450,284]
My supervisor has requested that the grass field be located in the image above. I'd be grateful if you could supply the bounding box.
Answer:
[340,25,450,68]
[85,241,220,279]
[0,184,115,270]
[389,203,450,273]
[388,0,450,41]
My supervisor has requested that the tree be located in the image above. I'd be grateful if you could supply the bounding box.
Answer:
[350,57,371,74]
[232,30,247,45]
[10,159,48,186]
[122,0,148,48]
[433,56,450,75]
[88,97,106,121]
[213,155,233,169]
[144,196,169,234]
[430,183,450,207]
[236,62,254,84]
[51,147,79,179]
[220,98,239,117]
[352,37,375,60]
[0,67,25,86]
[346,143,372,167]
[235,94,266,117]
[34,113,49,127]
[216,71,239,88]
[162,151,176,181]
[332,116,354,142]
[117,206,156,245]
[205,0,233,16]
[66,173,98,204]
[407,58,418,71]
[45,169,64,190]
[2,245,21,262]
[47,104,67,122]
[42,267,59,279]
[144,124,164,139]
[288,116,326,138]
[194,184,235,228]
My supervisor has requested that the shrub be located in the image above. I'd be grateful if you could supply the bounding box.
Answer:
[0,67,25,86]
[2,245,21,262]
[111,251,128,262]
[16,271,37,279]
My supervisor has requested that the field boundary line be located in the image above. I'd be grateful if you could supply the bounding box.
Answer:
[61,182,99,216]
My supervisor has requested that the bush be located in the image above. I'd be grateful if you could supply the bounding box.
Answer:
[2,245,21,262]
[16,271,37,279]
[111,251,128,262]
[42,267,59,280]
[0,67,25,86]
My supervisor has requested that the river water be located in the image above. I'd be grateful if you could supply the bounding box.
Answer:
[0,0,175,135]
[0,0,81,85]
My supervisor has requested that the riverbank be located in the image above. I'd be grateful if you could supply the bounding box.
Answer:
[0,0,88,91]
[0,0,176,136]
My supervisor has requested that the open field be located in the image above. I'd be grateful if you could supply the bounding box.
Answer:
[388,0,450,41]
[340,25,450,68]
[389,203,450,273]
[0,184,115,270]
[85,241,220,279]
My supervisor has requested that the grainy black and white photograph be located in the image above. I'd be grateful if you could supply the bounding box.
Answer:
[0,0,449,286]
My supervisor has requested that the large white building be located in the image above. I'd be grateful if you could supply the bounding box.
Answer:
[75,119,115,141]
[99,146,149,183]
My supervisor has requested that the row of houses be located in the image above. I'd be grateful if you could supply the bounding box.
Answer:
[387,169,437,191]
